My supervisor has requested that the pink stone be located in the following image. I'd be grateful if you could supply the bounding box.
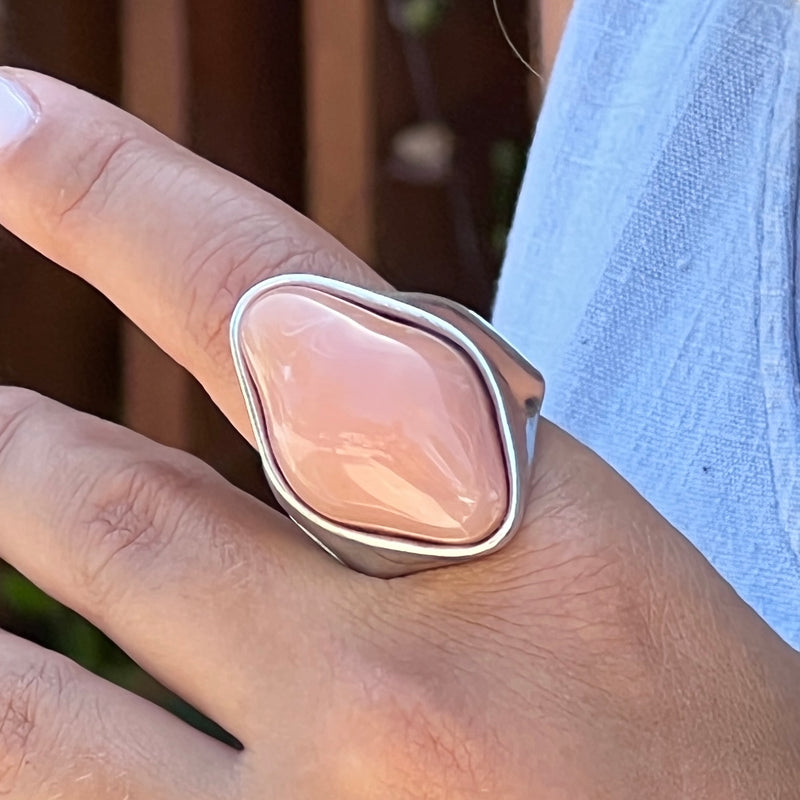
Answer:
[239,286,508,544]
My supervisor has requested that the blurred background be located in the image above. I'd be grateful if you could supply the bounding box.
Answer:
[0,0,541,740]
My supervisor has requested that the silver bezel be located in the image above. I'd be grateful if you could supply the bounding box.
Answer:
[230,273,544,577]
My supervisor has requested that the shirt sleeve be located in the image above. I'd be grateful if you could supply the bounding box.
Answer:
[492,0,800,647]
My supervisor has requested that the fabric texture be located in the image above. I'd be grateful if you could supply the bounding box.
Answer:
[493,0,800,647]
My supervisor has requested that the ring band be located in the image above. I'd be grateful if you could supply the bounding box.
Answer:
[230,274,544,577]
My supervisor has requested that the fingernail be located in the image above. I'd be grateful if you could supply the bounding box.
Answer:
[0,73,38,149]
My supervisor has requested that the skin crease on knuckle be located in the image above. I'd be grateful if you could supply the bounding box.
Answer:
[0,657,81,796]
[0,654,160,800]
[42,121,143,232]
[184,229,333,369]
[0,391,211,612]
[180,203,382,376]
[0,390,211,614]
[66,456,205,609]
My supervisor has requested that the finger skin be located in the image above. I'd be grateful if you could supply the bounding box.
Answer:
[0,67,389,442]
[0,387,352,741]
[9,68,799,799]
[0,631,237,799]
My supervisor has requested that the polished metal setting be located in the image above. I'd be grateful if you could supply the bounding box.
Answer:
[230,273,545,578]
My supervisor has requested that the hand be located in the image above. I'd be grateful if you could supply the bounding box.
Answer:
[0,69,798,799]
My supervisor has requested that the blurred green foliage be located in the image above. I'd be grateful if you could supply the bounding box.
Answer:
[398,0,449,36]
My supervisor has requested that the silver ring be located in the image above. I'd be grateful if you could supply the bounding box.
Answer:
[230,274,544,578]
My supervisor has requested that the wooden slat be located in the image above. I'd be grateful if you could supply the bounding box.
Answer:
[187,0,304,208]
[120,0,195,449]
[121,0,188,141]
[304,0,376,263]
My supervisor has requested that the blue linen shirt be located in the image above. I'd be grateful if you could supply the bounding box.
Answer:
[493,0,800,647]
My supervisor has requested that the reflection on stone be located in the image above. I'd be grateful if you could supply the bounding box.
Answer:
[240,286,508,544]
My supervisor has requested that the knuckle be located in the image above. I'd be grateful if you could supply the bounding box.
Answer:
[0,657,76,793]
[46,126,140,227]
[182,220,313,365]
[70,457,192,605]
[178,196,359,367]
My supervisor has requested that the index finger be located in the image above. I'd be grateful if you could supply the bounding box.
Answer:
[0,68,390,439]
